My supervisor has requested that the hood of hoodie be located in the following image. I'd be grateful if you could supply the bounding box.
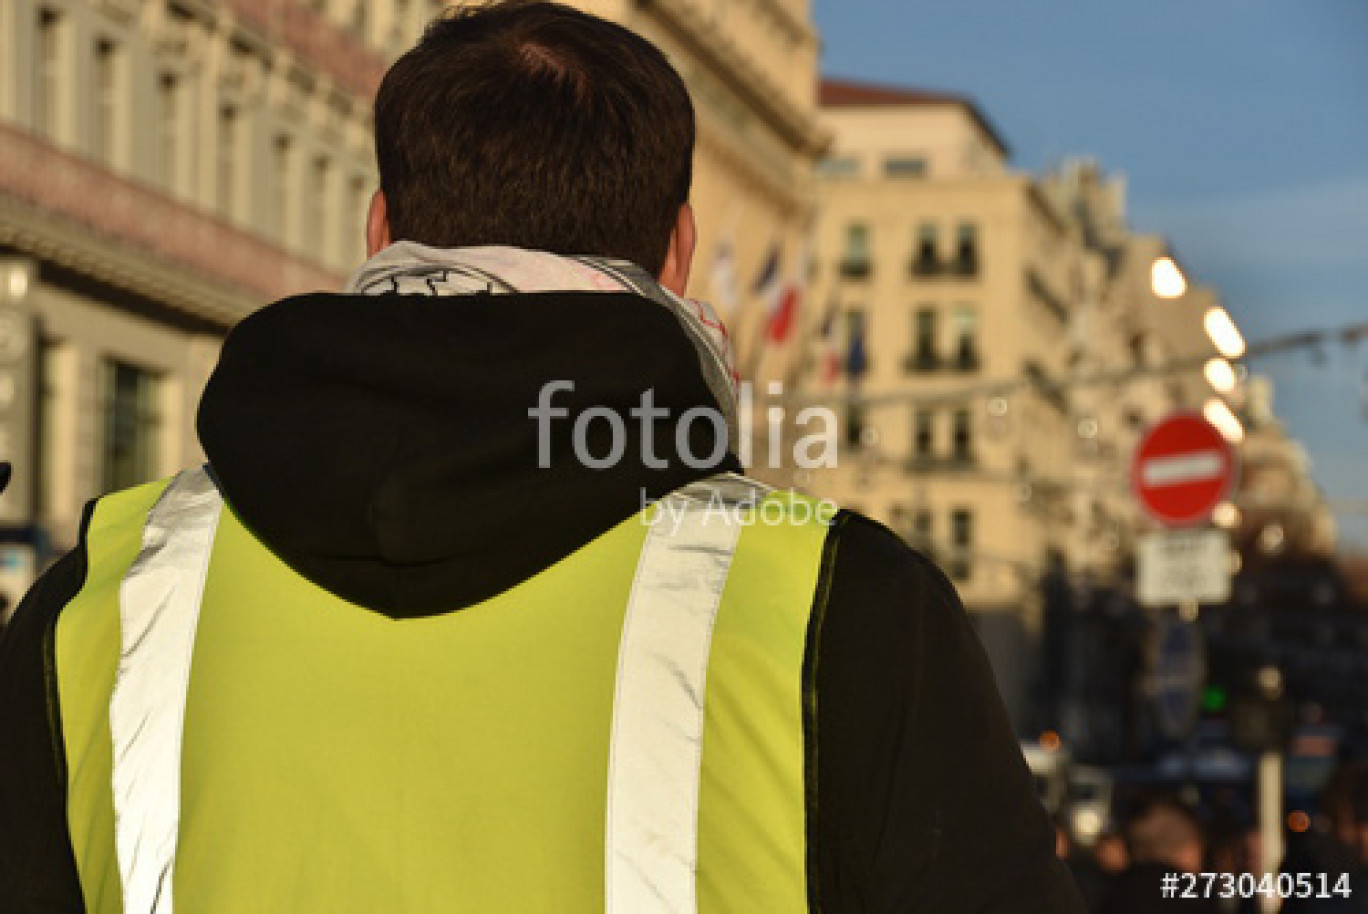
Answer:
[197,290,740,618]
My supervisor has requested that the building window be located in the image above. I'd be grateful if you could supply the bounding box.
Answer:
[840,223,872,279]
[912,508,934,557]
[93,39,120,165]
[846,402,867,450]
[912,410,934,461]
[817,157,861,179]
[950,509,973,581]
[907,306,938,372]
[101,360,160,493]
[952,304,980,370]
[389,0,411,49]
[36,338,59,519]
[309,155,333,263]
[349,174,370,265]
[954,222,980,275]
[216,106,239,221]
[912,223,940,276]
[890,505,909,538]
[884,156,927,178]
[952,408,974,464]
[35,8,64,139]
[271,135,296,243]
[157,73,182,194]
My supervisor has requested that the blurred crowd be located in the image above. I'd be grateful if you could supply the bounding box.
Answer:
[1058,763,1368,912]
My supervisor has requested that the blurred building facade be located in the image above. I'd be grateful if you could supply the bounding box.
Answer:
[0,0,825,613]
[797,80,1336,729]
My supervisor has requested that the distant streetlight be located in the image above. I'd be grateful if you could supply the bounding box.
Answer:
[1213,501,1241,529]
[1151,256,1187,300]
[2,261,31,301]
[1204,307,1247,359]
[1204,358,1238,394]
[1204,398,1245,443]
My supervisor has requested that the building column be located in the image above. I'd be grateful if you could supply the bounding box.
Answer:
[0,256,40,527]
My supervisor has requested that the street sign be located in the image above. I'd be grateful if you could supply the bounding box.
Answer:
[1131,412,1236,527]
[1149,614,1206,741]
[1138,529,1233,608]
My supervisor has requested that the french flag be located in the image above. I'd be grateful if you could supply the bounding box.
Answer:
[846,314,869,383]
[752,243,801,345]
[751,244,781,304]
[766,283,801,344]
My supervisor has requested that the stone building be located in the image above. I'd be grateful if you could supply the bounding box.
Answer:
[798,79,1251,725]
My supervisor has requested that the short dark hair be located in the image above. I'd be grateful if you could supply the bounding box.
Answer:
[373,0,695,276]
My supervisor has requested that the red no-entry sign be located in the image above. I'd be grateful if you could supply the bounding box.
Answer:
[1131,412,1237,527]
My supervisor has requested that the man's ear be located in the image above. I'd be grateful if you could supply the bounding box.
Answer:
[658,203,696,297]
[366,190,393,258]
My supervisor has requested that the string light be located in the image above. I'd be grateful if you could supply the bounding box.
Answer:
[1203,398,1245,443]
[1204,358,1238,394]
[1150,257,1187,300]
[1204,307,1247,360]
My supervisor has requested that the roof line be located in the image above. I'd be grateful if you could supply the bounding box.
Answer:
[819,76,1011,159]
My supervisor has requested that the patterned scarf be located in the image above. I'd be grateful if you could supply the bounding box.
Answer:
[346,242,739,439]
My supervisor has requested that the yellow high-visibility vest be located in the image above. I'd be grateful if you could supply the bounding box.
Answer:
[55,467,832,913]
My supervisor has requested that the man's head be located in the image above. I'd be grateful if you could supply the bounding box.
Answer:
[1124,795,1205,874]
[370,0,697,290]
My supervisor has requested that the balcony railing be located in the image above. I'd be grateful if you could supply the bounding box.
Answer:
[953,342,982,372]
[839,256,872,280]
[903,349,942,373]
[904,451,978,472]
[912,249,980,279]
[911,253,943,277]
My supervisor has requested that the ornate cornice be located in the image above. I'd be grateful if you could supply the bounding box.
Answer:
[168,0,388,102]
[640,0,830,158]
[749,0,820,49]
[0,124,346,327]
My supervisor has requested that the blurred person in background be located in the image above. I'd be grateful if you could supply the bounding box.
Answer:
[1206,816,1258,914]
[1095,830,1132,877]
[1101,794,1218,913]
[0,2,1081,912]
[1282,762,1368,912]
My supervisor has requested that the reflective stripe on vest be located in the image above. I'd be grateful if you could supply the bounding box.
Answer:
[110,468,223,914]
[86,468,796,914]
[605,475,765,914]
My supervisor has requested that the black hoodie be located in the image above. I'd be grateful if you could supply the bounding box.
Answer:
[0,290,1083,912]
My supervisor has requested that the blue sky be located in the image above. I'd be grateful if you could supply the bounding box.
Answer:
[813,0,1368,550]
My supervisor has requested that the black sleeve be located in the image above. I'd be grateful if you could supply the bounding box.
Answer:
[812,513,1084,913]
[0,511,92,913]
